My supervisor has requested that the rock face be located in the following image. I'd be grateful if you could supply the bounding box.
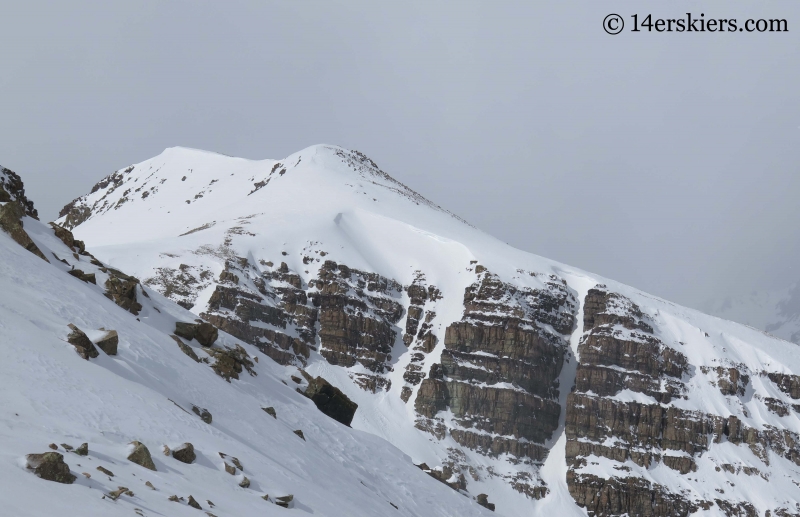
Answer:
[192,405,212,424]
[127,441,156,471]
[172,443,196,464]
[303,376,358,426]
[104,272,143,315]
[400,273,442,401]
[0,165,38,218]
[205,344,255,382]
[200,258,403,393]
[565,287,698,514]
[95,330,119,355]
[67,324,99,360]
[25,452,76,484]
[415,268,576,498]
[0,197,48,262]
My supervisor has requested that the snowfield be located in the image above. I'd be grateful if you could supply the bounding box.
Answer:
[0,212,489,516]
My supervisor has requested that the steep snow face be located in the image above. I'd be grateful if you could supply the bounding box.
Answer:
[58,145,800,516]
[704,283,800,345]
[0,212,489,517]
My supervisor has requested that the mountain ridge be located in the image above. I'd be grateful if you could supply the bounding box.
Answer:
[6,145,800,515]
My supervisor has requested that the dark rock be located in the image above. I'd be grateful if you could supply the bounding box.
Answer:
[303,376,358,426]
[415,268,575,487]
[105,274,142,315]
[262,406,277,418]
[127,441,156,471]
[293,430,305,440]
[67,269,96,284]
[97,465,114,477]
[172,443,196,464]
[476,494,495,511]
[188,495,202,509]
[224,463,236,475]
[204,344,255,382]
[25,452,76,483]
[0,166,38,218]
[238,476,250,488]
[47,443,58,450]
[192,405,212,424]
[95,330,119,355]
[67,324,99,360]
[0,182,47,261]
[275,494,294,508]
[171,335,200,362]
[75,443,88,456]
[175,321,218,346]
[48,223,85,254]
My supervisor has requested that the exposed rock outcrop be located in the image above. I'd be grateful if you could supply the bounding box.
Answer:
[172,443,196,464]
[415,268,576,498]
[95,330,119,355]
[104,272,143,315]
[303,375,358,426]
[25,452,76,484]
[0,198,48,261]
[127,441,156,471]
[67,324,99,360]
[175,321,218,346]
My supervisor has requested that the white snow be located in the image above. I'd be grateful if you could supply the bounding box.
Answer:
[40,143,800,515]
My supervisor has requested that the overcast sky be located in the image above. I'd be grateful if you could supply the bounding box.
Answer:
[2,0,799,311]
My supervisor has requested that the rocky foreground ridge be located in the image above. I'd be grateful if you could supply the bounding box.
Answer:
[9,144,800,516]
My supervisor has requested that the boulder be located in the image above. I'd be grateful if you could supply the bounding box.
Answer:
[293,430,305,441]
[104,274,142,315]
[95,330,118,355]
[304,376,358,426]
[175,321,218,346]
[188,495,202,509]
[275,495,294,508]
[238,476,250,488]
[97,466,114,477]
[477,494,495,511]
[127,441,156,471]
[262,406,277,418]
[192,405,212,424]
[67,324,99,360]
[25,452,76,484]
[172,443,196,464]
[75,443,88,456]
[67,269,96,284]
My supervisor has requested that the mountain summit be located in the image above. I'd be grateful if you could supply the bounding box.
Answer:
[21,144,800,516]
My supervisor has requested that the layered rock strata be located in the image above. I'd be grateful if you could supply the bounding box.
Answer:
[415,268,576,497]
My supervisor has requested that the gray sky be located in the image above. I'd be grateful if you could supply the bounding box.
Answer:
[2,0,799,311]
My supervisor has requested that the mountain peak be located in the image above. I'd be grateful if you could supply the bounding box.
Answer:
[56,145,471,242]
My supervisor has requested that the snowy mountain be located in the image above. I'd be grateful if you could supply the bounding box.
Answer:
[4,143,800,516]
[703,284,800,346]
[0,164,488,517]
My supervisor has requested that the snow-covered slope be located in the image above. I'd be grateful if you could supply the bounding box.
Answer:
[52,144,800,516]
[0,175,488,516]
